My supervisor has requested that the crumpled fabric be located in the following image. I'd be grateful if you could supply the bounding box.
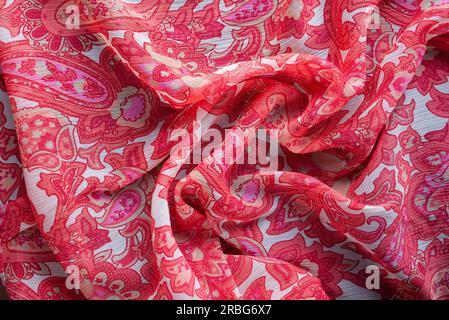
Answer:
[0,0,449,300]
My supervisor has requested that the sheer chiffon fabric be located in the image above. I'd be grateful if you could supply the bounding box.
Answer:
[0,0,449,300]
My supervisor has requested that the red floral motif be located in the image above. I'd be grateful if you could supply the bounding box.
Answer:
[407,138,449,240]
[37,277,83,300]
[422,239,449,300]
[20,0,99,55]
[1,0,449,301]
[154,226,178,258]
[78,261,148,300]
[268,234,346,298]
[281,276,329,300]
[0,162,21,203]
[161,257,196,296]
[242,277,273,300]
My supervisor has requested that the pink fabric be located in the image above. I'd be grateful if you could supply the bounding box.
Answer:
[0,0,449,300]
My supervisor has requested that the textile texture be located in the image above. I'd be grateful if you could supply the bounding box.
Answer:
[0,0,449,300]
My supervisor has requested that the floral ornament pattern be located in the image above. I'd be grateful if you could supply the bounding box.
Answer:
[0,0,449,300]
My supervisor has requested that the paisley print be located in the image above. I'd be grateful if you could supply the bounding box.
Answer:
[1,0,449,301]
